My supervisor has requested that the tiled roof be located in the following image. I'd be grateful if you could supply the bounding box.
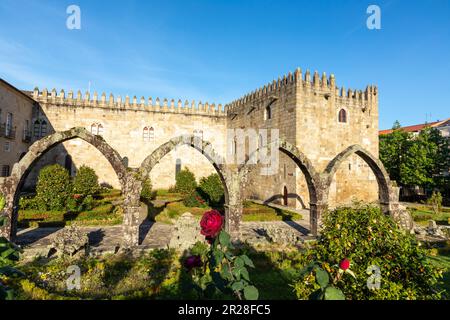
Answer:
[379,118,450,135]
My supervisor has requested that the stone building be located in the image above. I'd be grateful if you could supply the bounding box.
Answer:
[1,68,380,210]
[0,79,37,178]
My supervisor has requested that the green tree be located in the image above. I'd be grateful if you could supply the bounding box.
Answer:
[72,165,99,196]
[199,174,225,206]
[380,122,450,191]
[35,164,72,211]
[175,168,197,196]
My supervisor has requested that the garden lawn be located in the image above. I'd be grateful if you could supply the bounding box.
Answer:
[10,246,302,300]
[409,206,450,226]
[18,190,123,228]
[428,249,450,298]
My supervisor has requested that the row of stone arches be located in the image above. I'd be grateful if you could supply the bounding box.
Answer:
[0,127,399,248]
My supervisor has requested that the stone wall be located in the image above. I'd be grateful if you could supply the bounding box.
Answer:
[225,69,380,208]
[0,81,35,176]
[24,90,228,190]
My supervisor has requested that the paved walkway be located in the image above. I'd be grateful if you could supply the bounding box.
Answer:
[16,216,312,258]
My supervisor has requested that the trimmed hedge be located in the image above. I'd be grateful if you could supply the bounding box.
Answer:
[175,168,197,196]
[72,165,99,196]
[198,174,224,206]
[35,164,72,211]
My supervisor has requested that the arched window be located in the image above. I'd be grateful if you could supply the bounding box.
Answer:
[175,158,182,177]
[149,127,154,141]
[194,129,203,141]
[143,127,149,140]
[338,109,347,123]
[265,105,272,120]
[91,123,98,135]
[40,120,47,137]
[33,120,41,137]
[90,123,104,136]
[97,124,104,136]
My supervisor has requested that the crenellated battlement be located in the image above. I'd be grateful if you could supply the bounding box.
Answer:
[224,68,378,114]
[31,88,226,117]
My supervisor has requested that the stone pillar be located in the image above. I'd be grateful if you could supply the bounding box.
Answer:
[122,205,140,248]
[121,173,142,248]
[309,202,327,237]
[0,180,14,241]
[225,202,243,241]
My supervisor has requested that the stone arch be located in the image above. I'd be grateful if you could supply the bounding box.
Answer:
[239,138,324,235]
[0,127,128,240]
[138,135,234,233]
[323,144,391,205]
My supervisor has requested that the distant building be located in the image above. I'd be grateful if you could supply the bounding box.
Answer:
[0,79,37,177]
[380,118,450,137]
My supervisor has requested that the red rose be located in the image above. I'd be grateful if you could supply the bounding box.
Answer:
[339,258,350,271]
[200,210,223,238]
[184,255,202,270]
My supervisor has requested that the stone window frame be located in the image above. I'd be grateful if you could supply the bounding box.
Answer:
[337,108,349,124]
[90,122,104,136]
[1,164,10,177]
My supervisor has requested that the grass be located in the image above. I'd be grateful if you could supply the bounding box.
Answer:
[147,193,303,224]
[428,248,450,297]
[17,190,123,228]
[409,206,450,226]
[10,246,301,300]
[243,201,302,222]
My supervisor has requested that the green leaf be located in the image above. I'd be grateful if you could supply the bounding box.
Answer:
[0,216,5,227]
[243,285,259,300]
[231,281,245,291]
[213,249,224,265]
[240,267,250,282]
[315,268,329,289]
[234,257,244,269]
[0,266,24,277]
[1,248,15,258]
[241,255,255,268]
[219,231,231,247]
[324,286,345,300]
[221,264,232,281]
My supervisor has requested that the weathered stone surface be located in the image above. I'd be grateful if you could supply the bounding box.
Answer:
[168,213,206,251]
[47,226,89,258]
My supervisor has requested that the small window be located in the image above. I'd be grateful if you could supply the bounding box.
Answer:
[33,120,40,137]
[4,141,11,152]
[91,123,97,135]
[143,127,149,140]
[175,159,182,177]
[97,124,104,136]
[1,165,10,177]
[265,105,272,120]
[40,120,47,136]
[149,127,154,141]
[338,109,347,123]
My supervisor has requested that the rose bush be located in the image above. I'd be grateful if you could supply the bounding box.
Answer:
[293,204,444,300]
[200,210,223,238]
[182,210,259,300]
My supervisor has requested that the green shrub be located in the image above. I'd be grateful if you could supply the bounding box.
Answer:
[35,164,72,211]
[0,193,5,211]
[427,191,443,214]
[140,178,155,202]
[72,165,99,196]
[198,174,224,206]
[292,204,443,300]
[183,190,207,208]
[19,196,39,210]
[80,195,95,211]
[175,168,197,196]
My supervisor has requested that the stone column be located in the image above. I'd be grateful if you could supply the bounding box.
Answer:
[121,174,142,248]
[225,202,243,241]
[0,179,14,241]
[309,202,327,236]
[122,205,141,247]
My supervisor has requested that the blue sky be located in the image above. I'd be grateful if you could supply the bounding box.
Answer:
[0,0,449,129]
